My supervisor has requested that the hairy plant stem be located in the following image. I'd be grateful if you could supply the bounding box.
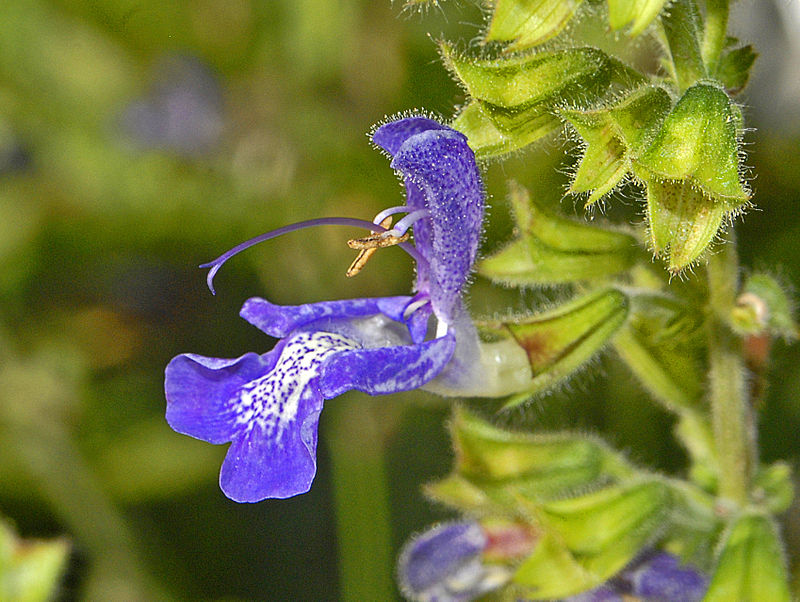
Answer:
[706,239,754,505]
[701,0,730,74]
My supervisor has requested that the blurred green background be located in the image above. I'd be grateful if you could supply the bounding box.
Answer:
[0,1,798,600]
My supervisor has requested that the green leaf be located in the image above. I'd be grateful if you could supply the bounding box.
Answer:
[0,519,69,602]
[607,0,668,36]
[716,43,757,95]
[479,184,638,285]
[704,513,791,602]
[486,0,584,51]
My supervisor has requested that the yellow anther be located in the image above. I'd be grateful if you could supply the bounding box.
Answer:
[346,216,408,277]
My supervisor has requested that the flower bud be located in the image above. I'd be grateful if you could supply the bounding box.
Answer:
[636,83,748,203]
[479,184,638,285]
[703,513,791,601]
[485,0,584,51]
[397,521,510,602]
[731,273,797,339]
[753,462,794,514]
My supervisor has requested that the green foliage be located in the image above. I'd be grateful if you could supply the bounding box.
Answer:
[0,519,69,602]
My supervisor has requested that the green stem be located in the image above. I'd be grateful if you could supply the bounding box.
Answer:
[659,0,706,92]
[327,395,396,602]
[702,0,730,74]
[706,239,754,505]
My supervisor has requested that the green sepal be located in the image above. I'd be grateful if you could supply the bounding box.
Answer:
[715,42,757,95]
[644,177,743,272]
[607,0,668,36]
[704,513,791,602]
[635,83,749,203]
[731,272,798,339]
[563,85,672,204]
[442,44,613,109]
[487,289,629,407]
[478,184,638,285]
[612,292,705,412]
[513,480,670,598]
[486,0,584,51]
[753,462,794,515]
[451,101,534,158]
[425,409,636,512]
[0,519,70,602]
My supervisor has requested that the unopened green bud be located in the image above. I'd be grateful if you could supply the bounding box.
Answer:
[704,513,791,602]
[513,480,670,597]
[753,462,794,514]
[479,184,637,285]
[0,520,70,602]
[563,85,671,205]
[636,83,749,203]
[485,0,584,51]
[731,273,797,339]
[495,288,629,406]
[607,0,668,36]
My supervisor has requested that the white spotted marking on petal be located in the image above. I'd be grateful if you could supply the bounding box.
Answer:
[234,331,358,444]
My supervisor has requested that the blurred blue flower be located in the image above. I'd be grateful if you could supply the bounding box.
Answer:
[164,117,485,502]
[121,55,224,156]
[563,551,708,602]
[398,521,510,602]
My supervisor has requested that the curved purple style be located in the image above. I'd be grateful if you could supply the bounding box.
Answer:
[164,116,485,502]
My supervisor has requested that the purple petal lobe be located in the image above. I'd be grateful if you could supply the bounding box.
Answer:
[390,128,484,322]
[319,330,456,397]
[399,521,507,602]
[372,116,449,156]
[241,296,412,337]
[165,351,279,444]
[627,552,708,602]
[562,585,625,602]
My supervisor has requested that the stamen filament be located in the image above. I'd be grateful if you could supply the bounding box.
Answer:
[387,209,430,237]
[200,217,427,294]
[372,206,411,226]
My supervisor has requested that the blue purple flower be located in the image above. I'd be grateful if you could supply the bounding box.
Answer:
[164,116,485,502]
[397,521,511,602]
